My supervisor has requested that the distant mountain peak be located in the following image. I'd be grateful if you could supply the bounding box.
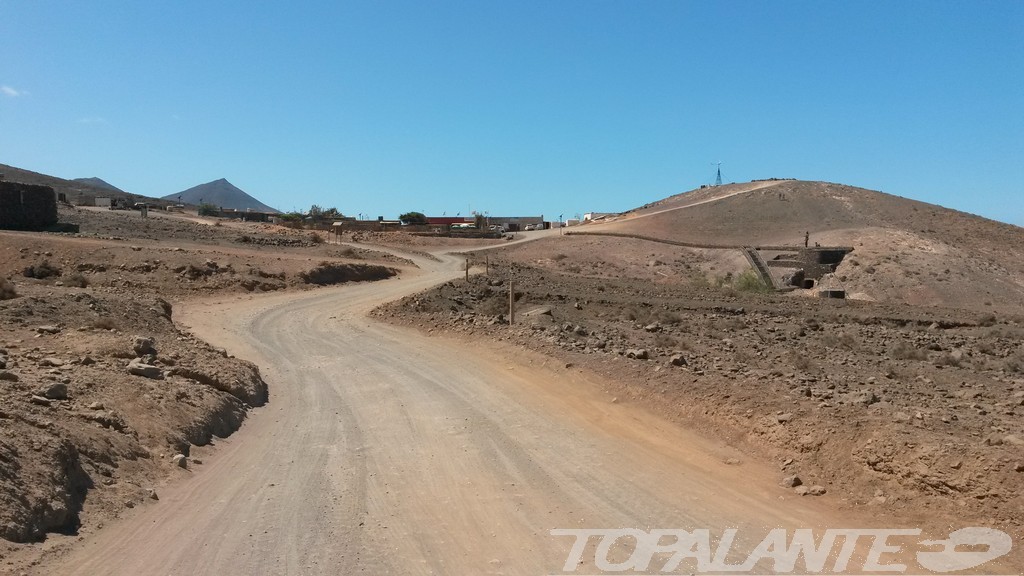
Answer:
[162,179,279,213]
[72,177,125,194]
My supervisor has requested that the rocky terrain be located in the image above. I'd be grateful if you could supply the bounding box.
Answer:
[0,203,412,554]
[0,283,266,543]
[375,245,1024,530]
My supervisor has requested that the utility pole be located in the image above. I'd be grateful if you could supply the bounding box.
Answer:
[508,279,515,325]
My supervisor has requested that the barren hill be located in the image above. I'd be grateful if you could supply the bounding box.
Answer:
[72,177,125,194]
[580,180,1024,311]
[163,178,278,213]
[0,163,139,205]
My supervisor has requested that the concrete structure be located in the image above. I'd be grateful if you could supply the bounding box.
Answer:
[95,197,112,208]
[764,246,854,287]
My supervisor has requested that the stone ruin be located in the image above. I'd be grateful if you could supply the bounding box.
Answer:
[0,182,58,231]
[766,247,854,289]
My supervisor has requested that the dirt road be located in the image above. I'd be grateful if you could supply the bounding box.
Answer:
[45,250,850,575]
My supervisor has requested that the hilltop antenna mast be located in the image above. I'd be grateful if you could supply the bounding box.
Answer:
[713,161,723,186]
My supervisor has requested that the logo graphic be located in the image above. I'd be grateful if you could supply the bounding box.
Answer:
[917,528,1013,573]
[550,527,1014,575]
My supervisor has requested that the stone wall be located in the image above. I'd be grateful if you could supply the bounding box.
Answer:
[0,182,58,231]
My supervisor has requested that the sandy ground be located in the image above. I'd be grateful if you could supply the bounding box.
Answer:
[27,249,872,576]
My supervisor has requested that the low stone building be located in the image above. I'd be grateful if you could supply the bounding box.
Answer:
[0,182,58,231]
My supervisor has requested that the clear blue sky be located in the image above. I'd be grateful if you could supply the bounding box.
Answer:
[2,1,1022,224]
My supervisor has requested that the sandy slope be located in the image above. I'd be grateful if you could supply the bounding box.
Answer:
[37,250,853,575]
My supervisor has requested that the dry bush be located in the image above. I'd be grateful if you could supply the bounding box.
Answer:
[1003,352,1023,374]
[789,351,815,372]
[890,341,927,360]
[0,277,17,300]
[336,247,357,258]
[654,334,678,349]
[23,260,61,279]
[978,313,997,327]
[933,352,963,368]
[551,253,568,262]
[822,331,858,350]
[308,232,324,244]
[92,317,118,331]
[64,273,89,288]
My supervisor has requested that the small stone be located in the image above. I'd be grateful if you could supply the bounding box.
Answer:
[133,336,157,356]
[950,460,963,470]
[88,401,105,410]
[669,354,688,367]
[0,370,19,382]
[80,356,96,366]
[127,359,163,379]
[39,357,64,367]
[626,349,649,360]
[807,485,827,496]
[36,325,61,334]
[171,454,188,468]
[1014,463,1024,473]
[781,475,802,488]
[30,395,52,407]
[146,489,159,500]
[776,413,794,424]
[42,382,68,400]
[794,485,810,496]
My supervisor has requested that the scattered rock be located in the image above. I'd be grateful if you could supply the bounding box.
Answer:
[781,475,802,488]
[127,359,163,380]
[669,354,688,367]
[39,357,65,367]
[36,325,61,334]
[30,395,52,407]
[133,336,157,356]
[1003,435,1024,446]
[626,348,649,360]
[808,485,827,496]
[0,370,19,382]
[88,401,105,410]
[42,382,68,400]
[171,454,188,468]
[851,390,879,405]
[776,413,794,424]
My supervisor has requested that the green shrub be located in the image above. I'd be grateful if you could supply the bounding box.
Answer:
[733,269,771,293]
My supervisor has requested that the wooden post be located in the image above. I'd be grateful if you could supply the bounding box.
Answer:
[486,255,489,276]
[509,279,514,325]
[465,257,469,282]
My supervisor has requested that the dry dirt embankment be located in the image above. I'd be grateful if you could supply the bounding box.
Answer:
[375,254,1024,532]
[0,206,407,552]
[0,284,267,543]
